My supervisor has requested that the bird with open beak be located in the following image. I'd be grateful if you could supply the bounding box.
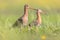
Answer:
[13,4,30,27]
[28,9,42,31]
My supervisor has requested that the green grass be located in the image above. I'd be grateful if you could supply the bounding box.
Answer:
[0,0,60,40]
[0,11,60,40]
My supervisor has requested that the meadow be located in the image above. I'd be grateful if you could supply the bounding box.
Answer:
[0,0,60,40]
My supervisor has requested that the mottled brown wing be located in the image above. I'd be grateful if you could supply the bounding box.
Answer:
[13,18,23,27]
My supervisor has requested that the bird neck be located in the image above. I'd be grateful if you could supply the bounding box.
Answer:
[36,12,41,20]
[36,12,42,24]
[24,7,28,16]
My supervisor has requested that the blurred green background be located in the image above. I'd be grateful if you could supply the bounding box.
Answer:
[0,0,60,40]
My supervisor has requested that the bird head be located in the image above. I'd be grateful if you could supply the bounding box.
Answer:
[37,9,43,13]
[24,4,29,9]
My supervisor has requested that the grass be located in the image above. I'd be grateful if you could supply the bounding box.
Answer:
[0,11,60,40]
[0,0,60,40]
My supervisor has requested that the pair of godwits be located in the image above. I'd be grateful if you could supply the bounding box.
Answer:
[13,4,43,28]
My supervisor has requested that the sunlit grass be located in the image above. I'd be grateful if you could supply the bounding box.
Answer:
[0,12,60,40]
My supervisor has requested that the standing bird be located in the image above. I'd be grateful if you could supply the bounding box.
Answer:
[28,9,42,30]
[13,4,29,27]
